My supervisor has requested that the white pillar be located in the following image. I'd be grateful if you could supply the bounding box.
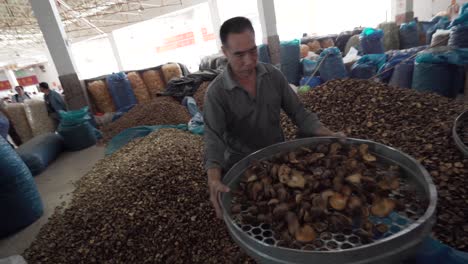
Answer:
[5,69,18,88]
[108,33,124,72]
[257,0,280,65]
[29,0,89,110]
[208,0,222,51]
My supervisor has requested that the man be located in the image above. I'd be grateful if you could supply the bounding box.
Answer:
[38,82,67,121]
[11,86,31,103]
[204,17,345,219]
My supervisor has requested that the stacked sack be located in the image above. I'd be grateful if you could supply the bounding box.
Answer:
[399,21,420,49]
[360,28,385,54]
[280,39,301,85]
[378,22,400,51]
[87,79,116,113]
[350,54,387,80]
[318,47,347,81]
[57,107,98,151]
[141,68,165,98]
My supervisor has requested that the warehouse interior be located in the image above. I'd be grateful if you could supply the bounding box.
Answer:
[1,0,468,263]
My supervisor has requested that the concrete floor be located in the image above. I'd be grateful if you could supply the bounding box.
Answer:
[0,145,105,259]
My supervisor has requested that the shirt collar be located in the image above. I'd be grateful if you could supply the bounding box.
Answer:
[222,63,268,90]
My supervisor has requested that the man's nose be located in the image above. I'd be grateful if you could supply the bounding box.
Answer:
[242,53,255,66]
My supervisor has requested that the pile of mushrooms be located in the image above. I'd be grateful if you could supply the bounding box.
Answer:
[231,142,406,248]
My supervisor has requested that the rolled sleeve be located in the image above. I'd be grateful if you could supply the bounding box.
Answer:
[277,71,322,137]
[203,86,227,170]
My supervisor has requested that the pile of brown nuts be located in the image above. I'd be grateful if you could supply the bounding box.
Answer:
[101,96,191,142]
[281,79,468,251]
[24,129,253,264]
[231,142,415,249]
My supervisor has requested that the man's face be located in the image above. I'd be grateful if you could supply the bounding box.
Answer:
[39,87,45,93]
[15,87,21,93]
[222,30,258,77]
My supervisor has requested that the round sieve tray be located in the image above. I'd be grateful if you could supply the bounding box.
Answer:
[220,137,437,264]
[453,110,468,157]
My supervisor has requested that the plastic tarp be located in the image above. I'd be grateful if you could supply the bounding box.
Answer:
[400,21,420,49]
[360,28,385,54]
[258,44,271,64]
[105,124,188,156]
[280,40,301,85]
[182,96,204,135]
[461,2,468,15]
[0,136,43,237]
[450,12,468,28]
[449,24,468,48]
[106,72,137,111]
[350,54,387,79]
[16,133,64,176]
[406,237,468,264]
[318,47,348,81]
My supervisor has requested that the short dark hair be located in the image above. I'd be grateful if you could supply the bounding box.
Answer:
[39,82,49,89]
[220,16,254,46]
[15,85,24,91]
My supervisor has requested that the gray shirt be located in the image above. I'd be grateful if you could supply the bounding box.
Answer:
[203,62,322,171]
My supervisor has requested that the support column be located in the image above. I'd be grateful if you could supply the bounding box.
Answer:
[5,69,18,88]
[393,0,414,25]
[108,33,124,72]
[29,0,89,110]
[257,0,280,66]
[208,0,222,51]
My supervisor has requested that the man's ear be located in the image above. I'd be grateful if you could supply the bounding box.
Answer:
[221,46,228,57]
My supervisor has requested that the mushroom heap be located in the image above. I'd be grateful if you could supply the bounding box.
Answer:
[231,142,418,249]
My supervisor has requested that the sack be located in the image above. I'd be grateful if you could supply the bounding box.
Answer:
[378,22,400,51]
[400,21,420,49]
[127,72,151,104]
[412,62,460,98]
[280,39,301,85]
[335,31,353,53]
[87,80,115,113]
[258,44,271,63]
[432,29,451,47]
[318,47,348,81]
[389,62,414,88]
[426,17,450,44]
[0,136,43,237]
[379,46,426,83]
[301,59,318,77]
[58,121,97,151]
[350,54,386,80]
[448,24,468,48]
[299,76,322,88]
[0,113,9,140]
[4,104,33,143]
[58,107,90,127]
[318,37,334,49]
[360,28,385,54]
[306,40,321,53]
[16,133,64,176]
[23,100,56,137]
[141,69,165,98]
[345,35,361,56]
[106,72,137,111]
[162,63,183,83]
[300,45,310,58]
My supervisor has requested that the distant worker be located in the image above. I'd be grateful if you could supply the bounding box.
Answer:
[11,86,31,103]
[38,82,67,121]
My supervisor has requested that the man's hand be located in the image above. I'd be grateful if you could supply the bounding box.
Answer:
[207,168,230,219]
[332,131,347,143]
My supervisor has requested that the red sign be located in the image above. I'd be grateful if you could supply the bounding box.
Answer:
[201,27,215,42]
[17,75,39,87]
[156,32,195,53]
[0,80,11,91]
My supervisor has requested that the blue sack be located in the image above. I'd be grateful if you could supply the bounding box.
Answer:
[258,44,271,64]
[111,104,136,122]
[360,28,385,54]
[412,62,459,98]
[105,124,188,155]
[0,113,8,140]
[426,17,450,44]
[400,21,420,49]
[389,62,414,88]
[301,59,318,77]
[0,136,43,237]
[350,54,386,80]
[299,76,322,88]
[58,122,97,151]
[106,72,137,111]
[449,24,468,48]
[182,96,204,135]
[280,39,301,85]
[16,133,64,176]
[318,47,348,81]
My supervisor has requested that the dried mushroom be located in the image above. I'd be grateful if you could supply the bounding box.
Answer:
[231,142,408,250]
